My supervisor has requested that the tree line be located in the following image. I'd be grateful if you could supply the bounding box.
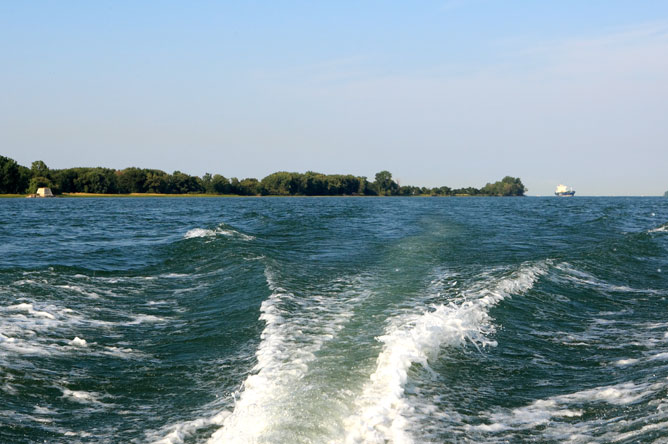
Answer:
[0,155,527,196]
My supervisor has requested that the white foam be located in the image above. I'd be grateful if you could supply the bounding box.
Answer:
[102,345,147,359]
[128,314,168,325]
[614,358,639,366]
[55,284,101,298]
[649,352,668,361]
[184,228,217,239]
[554,263,663,295]
[69,337,87,347]
[648,224,668,233]
[343,262,547,444]
[33,405,55,415]
[149,410,230,444]
[8,303,56,319]
[61,389,109,406]
[474,380,664,436]
[2,383,18,395]
[205,270,369,443]
[217,229,255,241]
[184,226,255,241]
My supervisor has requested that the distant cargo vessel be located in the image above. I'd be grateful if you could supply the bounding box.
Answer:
[555,184,575,197]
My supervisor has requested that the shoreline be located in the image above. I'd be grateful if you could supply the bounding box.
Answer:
[0,193,513,198]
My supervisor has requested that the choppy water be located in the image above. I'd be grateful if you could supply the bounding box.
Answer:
[1,197,667,444]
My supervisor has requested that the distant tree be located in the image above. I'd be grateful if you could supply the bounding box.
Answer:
[210,174,231,194]
[28,176,53,194]
[0,155,26,193]
[480,176,526,196]
[357,176,372,195]
[261,172,300,195]
[18,165,31,193]
[117,168,148,193]
[229,177,240,194]
[325,174,360,195]
[398,185,420,196]
[73,168,118,193]
[452,186,479,196]
[298,171,325,195]
[201,173,213,193]
[238,178,261,195]
[167,171,203,194]
[374,170,399,196]
[51,169,79,193]
[31,160,50,179]
[436,186,452,196]
[145,171,168,193]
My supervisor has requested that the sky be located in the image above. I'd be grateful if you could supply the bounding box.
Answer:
[1,1,667,196]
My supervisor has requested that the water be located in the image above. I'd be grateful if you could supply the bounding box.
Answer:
[1,196,667,443]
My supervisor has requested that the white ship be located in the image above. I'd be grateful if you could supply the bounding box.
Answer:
[555,184,575,197]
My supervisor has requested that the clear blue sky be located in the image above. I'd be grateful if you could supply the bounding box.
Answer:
[2,1,667,195]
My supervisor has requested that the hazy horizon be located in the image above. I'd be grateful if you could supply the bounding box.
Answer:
[2,1,667,196]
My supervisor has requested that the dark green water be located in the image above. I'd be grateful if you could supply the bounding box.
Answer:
[1,197,667,443]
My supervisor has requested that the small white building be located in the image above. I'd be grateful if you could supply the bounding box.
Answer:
[36,187,54,197]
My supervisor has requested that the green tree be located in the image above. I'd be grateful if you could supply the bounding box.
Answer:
[210,174,231,194]
[480,176,526,196]
[118,168,148,193]
[399,185,420,196]
[28,176,53,194]
[145,171,168,193]
[73,168,118,193]
[51,169,79,193]
[373,170,399,196]
[0,155,27,193]
[261,172,302,195]
[300,171,327,195]
[238,178,261,195]
[31,160,50,179]
[167,171,203,194]
[201,173,213,193]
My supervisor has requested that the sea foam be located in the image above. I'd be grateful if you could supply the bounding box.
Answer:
[471,380,668,442]
[343,262,547,444]
[205,270,370,444]
[648,223,668,233]
[184,225,255,241]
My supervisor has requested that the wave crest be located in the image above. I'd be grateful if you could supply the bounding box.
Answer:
[183,225,255,241]
[343,262,548,444]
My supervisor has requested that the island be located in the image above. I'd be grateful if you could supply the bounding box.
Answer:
[0,155,527,197]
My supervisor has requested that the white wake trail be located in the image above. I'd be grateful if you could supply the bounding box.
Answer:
[342,262,548,444]
[206,269,369,444]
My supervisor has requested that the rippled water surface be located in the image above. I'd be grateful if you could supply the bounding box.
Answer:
[1,197,667,443]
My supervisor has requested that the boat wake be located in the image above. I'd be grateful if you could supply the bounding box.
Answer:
[341,262,548,444]
[206,267,373,444]
[173,261,549,444]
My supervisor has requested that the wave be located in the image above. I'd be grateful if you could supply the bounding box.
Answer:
[184,225,255,241]
[553,262,664,295]
[61,388,112,407]
[148,410,230,444]
[205,269,372,443]
[648,223,668,233]
[0,293,158,362]
[470,380,668,442]
[342,262,548,444]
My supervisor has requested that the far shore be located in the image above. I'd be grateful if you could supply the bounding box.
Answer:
[2,193,241,198]
[0,193,482,198]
